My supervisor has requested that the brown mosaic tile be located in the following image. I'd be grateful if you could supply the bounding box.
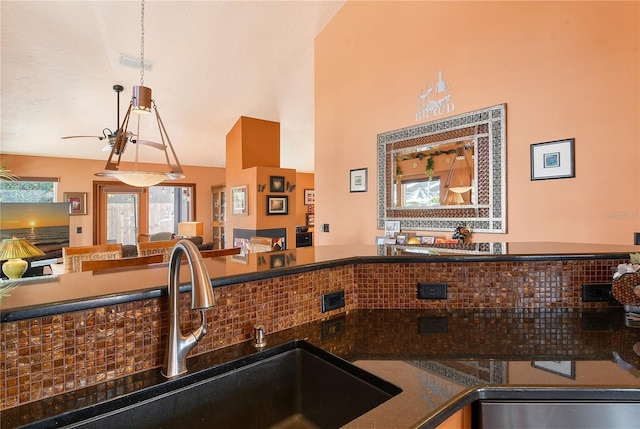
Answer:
[0,259,624,410]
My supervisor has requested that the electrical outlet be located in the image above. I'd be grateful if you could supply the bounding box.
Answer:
[582,284,613,302]
[417,282,447,300]
[321,290,345,312]
[321,224,330,232]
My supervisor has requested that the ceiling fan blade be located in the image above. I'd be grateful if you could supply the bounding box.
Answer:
[61,135,105,140]
[101,143,112,152]
[132,139,165,151]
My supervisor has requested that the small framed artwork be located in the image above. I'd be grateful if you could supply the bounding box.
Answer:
[304,189,315,205]
[384,220,401,238]
[270,254,286,269]
[375,236,386,245]
[270,176,285,192]
[350,168,368,192]
[267,195,288,215]
[421,236,436,244]
[396,234,407,245]
[530,138,575,180]
[63,192,88,216]
[231,185,248,215]
[531,361,575,379]
[306,213,315,227]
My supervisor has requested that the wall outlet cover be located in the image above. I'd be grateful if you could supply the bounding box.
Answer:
[417,282,447,300]
[322,290,345,312]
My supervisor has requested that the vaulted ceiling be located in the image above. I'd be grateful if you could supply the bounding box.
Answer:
[1,1,345,173]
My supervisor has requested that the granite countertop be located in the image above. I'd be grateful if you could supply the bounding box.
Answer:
[3,242,640,322]
[4,308,640,428]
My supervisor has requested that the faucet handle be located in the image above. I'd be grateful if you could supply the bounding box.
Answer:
[255,325,266,348]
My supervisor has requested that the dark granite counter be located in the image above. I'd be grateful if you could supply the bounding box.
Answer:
[3,308,639,428]
[2,242,639,322]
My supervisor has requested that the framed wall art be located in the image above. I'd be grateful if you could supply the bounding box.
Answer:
[530,138,575,180]
[231,185,248,215]
[350,168,368,192]
[269,176,285,192]
[63,192,87,216]
[267,195,288,215]
[304,189,315,205]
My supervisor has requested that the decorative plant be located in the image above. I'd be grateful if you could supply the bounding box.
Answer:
[0,282,19,303]
[0,162,18,181]
[426,156,434,180]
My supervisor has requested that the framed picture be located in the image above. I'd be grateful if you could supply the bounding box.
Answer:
[530,138,575,180]
[350,168,368,192]
[63,192,87,216]
[304,189,315,205]
[421,236,436,244]
[231,185,248,215]
[396,234,407,245]
[270,254,286,269]
[306,213,315,227]
[267,195,288,215]
[269,176,285,192]
[375,236,386,245]
[531,361,575,379]
[384,220,401,238]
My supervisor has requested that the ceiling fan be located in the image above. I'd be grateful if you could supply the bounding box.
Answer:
[61,84,162,155]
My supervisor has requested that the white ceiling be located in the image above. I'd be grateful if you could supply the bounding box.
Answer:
[1,0,345,173]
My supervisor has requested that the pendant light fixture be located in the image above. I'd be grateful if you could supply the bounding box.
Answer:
[95,0,184,188]
[444,145,473,204]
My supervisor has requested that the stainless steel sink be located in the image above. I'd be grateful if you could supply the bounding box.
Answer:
[55,341,401,429]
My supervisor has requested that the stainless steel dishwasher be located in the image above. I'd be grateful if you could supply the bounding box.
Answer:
[480,401,640,429]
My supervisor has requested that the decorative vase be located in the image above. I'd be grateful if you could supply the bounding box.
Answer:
[2,258,28,279]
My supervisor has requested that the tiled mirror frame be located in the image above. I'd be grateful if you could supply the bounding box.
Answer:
[377,104,507,233]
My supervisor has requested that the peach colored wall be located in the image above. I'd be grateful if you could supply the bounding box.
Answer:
[1,154,225,246]
[314,1,639,245]
[224,117,301,249]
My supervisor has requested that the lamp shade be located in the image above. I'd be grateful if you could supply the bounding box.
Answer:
[95,170,184,187]
[178,222,203,238]
[0,238,45,261]
[132,85,152,114]
[0,238,45,279]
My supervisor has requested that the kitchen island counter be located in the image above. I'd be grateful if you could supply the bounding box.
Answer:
[3,308,639,428]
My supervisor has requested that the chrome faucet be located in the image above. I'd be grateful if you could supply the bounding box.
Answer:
[162,239,215,378]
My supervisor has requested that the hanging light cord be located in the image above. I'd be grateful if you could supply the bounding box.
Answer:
[139,0,145,86]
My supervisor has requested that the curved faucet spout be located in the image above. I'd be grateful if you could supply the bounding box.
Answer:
[162,239,215,378]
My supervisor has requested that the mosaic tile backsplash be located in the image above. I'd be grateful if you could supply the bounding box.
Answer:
[0,258,624,409]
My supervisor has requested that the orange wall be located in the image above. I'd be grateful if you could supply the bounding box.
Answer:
[314,1,639,245]
[224,117,301,249]
[1,154,225,246]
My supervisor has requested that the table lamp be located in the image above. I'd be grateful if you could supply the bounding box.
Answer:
[177,221,203,238]
[0,237,45,279]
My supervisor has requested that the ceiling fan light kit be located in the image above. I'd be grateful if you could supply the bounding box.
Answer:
[94,0,184,188]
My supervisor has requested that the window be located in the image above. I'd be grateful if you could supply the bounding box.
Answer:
[0,177,58,203]
[148,186,193,235]
[401,177,441,207]
[94,182,195,245]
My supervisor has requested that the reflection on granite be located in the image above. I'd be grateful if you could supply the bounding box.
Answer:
[3,308,639,429]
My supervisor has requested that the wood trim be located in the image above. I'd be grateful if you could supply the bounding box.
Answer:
[81,254,163,272]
